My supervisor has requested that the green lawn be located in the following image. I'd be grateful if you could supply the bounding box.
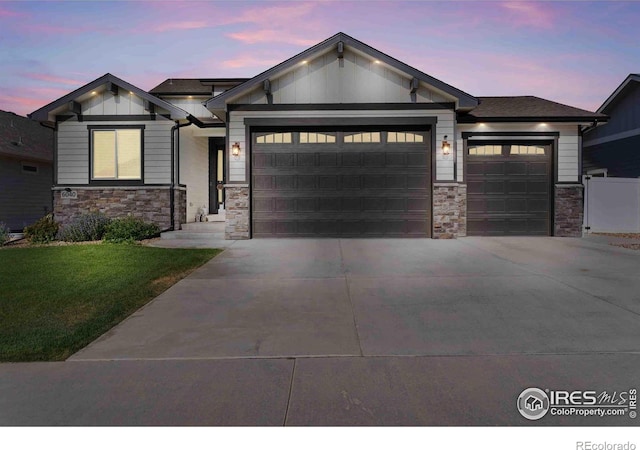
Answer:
[0,244,221,362]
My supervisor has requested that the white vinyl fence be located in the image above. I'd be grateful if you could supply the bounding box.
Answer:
[583,175,640,233]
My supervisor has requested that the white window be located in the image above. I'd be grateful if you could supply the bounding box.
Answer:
[387,132,425,143]
[92,128,142,180]
[344,132,381,143]
[299,132,336,144]
[510,145,546,155]
[255,132,292,144]
[468,145,502,156]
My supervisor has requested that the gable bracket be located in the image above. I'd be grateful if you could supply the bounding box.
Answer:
[107,82,119,96]
[410,77,419,94]
[337,41,344,59]
[143,100,156,114]
[263,79,271,95]
[67,100,81,115]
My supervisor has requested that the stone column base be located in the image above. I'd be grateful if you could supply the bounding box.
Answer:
[554,184,583,237]
[224,184,250,240]
[432,183,467,239]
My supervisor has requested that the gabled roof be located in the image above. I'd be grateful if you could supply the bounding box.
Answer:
[29,73,189,122]
[150,78,249,96]
[0,110,53,162]
[457,96,607,123]
[597,74,640,114]
[205,32,478,111]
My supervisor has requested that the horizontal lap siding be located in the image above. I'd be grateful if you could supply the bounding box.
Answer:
[57,118,174,185]
[228,110,454,183]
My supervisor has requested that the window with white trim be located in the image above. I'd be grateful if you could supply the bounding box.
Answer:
[91,128,142,180]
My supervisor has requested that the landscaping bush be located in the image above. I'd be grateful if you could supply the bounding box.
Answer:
[0,222,9,246]
[103,216,160,243]
[24,214,59,244]
[58,212,111,242]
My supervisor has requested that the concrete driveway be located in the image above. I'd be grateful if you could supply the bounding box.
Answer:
[2,237,640,426]
[70,237,640,360]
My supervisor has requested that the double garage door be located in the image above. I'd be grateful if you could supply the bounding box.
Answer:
[252,128,431,237]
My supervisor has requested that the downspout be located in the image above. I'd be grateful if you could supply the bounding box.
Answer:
[170,120,191,231]
[38,121,56,219]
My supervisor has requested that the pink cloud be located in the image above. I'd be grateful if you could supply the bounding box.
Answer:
[226,29,319,46]
[0,7,23,18]
[501,2,556,29]
[221,55,283,70]
[23,73,83,86]
[0,94,50,115]
[154,21,209,32]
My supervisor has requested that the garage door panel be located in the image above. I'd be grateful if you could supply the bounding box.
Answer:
[275,175,295,189]
[364,153,385,166]
[342,176,361,189]
[296,175,316,190]
[407,175,428,189]
[275,153,294,167]
[407,152,428,166]
[342,153,362,166]
[386,153,406,166]
[467,142,551,236]
[318,153,338,166]
[254,198,274,212]
[275,198,294,212]
[254,175,273,190]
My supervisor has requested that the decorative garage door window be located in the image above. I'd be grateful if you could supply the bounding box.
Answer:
[387,132,425,143]
[510,145,546,155]
[299,132,337,144]
[255,132,293,144]
[343,132,381,143]
[468,145,502,155]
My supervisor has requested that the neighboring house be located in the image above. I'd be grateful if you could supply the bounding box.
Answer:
[0,110,53,232]
[582,74,640,177]
[29,32,606,239]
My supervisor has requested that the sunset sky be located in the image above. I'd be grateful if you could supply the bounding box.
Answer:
[1,0,638,116]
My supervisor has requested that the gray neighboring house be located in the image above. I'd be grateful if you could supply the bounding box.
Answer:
[29,32,607,239]
[0,110,53,232]
[583,74,640,177]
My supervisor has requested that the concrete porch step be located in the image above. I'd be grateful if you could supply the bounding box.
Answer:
[180,221,225,232]
[161,230,224,240]
[205,212,226,222]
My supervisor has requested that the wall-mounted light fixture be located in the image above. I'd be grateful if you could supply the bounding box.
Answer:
[231,142,241,158]
[442,135,451,156]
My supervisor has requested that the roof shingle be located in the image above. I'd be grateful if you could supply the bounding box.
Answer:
[459,96,607,122]
[0,110,53,162]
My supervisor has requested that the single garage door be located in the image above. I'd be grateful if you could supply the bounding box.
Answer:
[467,142,552,236]
[252,129,431,237]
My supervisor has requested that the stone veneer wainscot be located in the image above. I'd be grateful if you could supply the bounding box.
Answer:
[53,186,186,231]
[432,183,467,239]
[224,184,250,240]
[554,184,583,237]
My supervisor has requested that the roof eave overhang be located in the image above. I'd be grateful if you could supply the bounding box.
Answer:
[597,74,640,114]
[456,116,609,124]
[29,73,189,122]
[205,32,478,113]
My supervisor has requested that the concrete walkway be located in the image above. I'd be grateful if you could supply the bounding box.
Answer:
[2,237,640,425]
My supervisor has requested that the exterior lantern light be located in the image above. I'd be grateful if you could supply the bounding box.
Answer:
[442,136,451,156]
[231,142,241,157]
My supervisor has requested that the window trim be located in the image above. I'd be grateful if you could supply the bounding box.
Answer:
[88,125,145,185]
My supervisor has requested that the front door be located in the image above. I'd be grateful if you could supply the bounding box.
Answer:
[209,137,226,214]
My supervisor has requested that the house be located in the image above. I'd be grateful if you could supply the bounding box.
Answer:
[0,110,53,232]
[29,32,606,239]
[582,74,640,177]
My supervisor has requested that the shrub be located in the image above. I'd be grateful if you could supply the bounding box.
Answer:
[0,222,9,246]
[103,216,160,243]
[58,212,111,242]
[24,214,59,244]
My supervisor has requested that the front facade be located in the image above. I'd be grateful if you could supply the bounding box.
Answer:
[30,33,606,239]
[0,110,53,231]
